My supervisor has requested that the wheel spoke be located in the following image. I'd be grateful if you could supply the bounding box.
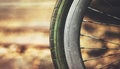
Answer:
[88,7,120,21]
[83,20,120,27]
[80,34,120,46]
[80,47,120,50]
[83,53,120,62]
[98,58,120,69]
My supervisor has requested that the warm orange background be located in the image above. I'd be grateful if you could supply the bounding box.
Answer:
[0,0,56,69]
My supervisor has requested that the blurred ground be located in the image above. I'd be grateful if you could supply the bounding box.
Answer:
[0,0,56,69]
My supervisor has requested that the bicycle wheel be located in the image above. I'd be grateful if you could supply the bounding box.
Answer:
[50,0,73,69]
[50,0,120,69]
[50,0,91,69]
[65,0,120,69]
[64,0,91,69]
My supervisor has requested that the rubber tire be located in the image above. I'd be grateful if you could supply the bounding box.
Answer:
[64,0,92,69]
[50,0,73,69]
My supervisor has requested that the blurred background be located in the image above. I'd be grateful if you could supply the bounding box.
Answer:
[0,0,56,69]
